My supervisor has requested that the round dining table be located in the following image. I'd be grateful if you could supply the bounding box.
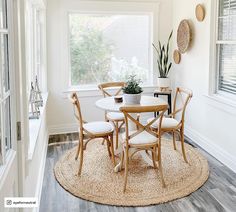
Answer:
[95,95,168,172]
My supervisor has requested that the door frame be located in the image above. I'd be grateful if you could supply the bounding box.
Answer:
[13,0,30,198]
[0,0,20,210]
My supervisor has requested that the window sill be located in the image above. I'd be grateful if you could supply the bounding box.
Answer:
[28,92,48,160]
[63,85,157,98]
[204,93,236,115]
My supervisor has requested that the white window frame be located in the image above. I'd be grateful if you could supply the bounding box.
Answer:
[26,1,45,93]
[209,0,236,101]
[0,0,17,167]
[25,0,48,159]
[59,0,160,92]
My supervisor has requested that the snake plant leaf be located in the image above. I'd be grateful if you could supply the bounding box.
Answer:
[168,30,173,42]
[153,31,173,78]
[158,41,162,53]
[166,31,172,62]
[152,43,160,56]
[168,62,172,71]
[166,43,169,60]
[167,63,172,76]
[157,60,161,74]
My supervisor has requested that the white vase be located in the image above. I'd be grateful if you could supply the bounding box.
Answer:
[157,77,170,89]
[123,93,142,105]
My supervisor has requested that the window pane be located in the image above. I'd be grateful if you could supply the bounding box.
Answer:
[218,0,236,40]
[218,17,229,40]
[228,15,236,39]
[219,0,230,16]
[69,14,151,86]
[0,0,7,29]
[218,44,236,94]
[219,16,236,40]
[4,97,11,151]
[0,34,10,92]
[230,0,236,15]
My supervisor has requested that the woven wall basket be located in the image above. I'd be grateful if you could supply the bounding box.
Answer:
[196,4,205,22]
[177,20,191,54]
[173,49,181,64]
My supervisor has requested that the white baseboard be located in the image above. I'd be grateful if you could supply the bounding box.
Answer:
[48,123,78,135]
[33,128,49,212]
[185,126,236,173]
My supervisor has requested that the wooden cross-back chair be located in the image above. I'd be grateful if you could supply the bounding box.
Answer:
[120,104,168,192]
[69,92,116,176]
[98,82,126,149]
[148,87,193,163]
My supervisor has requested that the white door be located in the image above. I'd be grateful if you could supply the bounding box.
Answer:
[0,0,19,211]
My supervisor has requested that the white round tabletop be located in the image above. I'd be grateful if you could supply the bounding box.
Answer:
[95,95,168,112]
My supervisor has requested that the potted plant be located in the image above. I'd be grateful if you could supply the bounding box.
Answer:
[153,31,173,89]
[122,75,143,105]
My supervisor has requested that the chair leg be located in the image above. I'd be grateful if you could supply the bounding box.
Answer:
[123,147,129,192]
[106,138,112,157]
[115,122,119,149]
[152,148,157,169]
[120,149,124,170]
[180,128,188,163]
[110,134,116,166]
[172,131,177,150]
[157,138,165,187]
[78,139,84,176]
[102,116,109,145]
[158,158,166,188]
[101,138,106,145]
[75,137,81,160]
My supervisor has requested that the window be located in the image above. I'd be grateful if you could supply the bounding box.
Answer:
[34,9,42,85]
[216,0,236,95]
[0,0,12,164]
[69,13,152,87]
[25,1,47,158]
[26,3,44,93]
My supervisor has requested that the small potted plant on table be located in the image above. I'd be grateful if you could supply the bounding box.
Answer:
[122,75,143,105]
[153,31,173,90]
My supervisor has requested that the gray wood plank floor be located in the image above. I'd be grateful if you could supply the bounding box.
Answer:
[40,133,236,212]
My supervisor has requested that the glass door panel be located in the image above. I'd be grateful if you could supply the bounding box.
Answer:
[0,0,11,159]
[0,0,7,29]
[0,34,9,93]
[4,96,11,151]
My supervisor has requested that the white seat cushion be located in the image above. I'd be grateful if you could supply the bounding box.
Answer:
[122,131,157,145]
[107,112,124,120]
[83,122,114,134]
[147,117,179,129]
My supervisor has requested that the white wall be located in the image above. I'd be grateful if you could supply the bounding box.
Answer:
[46,0,173,134]
[172,0,236,172]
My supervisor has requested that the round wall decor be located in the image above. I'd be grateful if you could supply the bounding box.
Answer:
[196,4,205,22]
[177,19,191,54]
[173,49,181,64]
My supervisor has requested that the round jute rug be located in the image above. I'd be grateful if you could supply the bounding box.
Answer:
[54,139,209,206]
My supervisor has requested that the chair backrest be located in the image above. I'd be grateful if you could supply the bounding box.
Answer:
[98,82,125,97]
[69,93,84,131]
[172,87,193,124]
[120,105,168,145]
